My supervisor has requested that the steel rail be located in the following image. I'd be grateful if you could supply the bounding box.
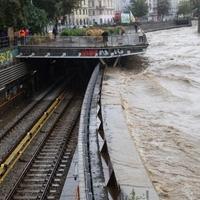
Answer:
[0,91,65,183]
[0,77,68,182]
[5,94,82,200]
[0,80,62,141]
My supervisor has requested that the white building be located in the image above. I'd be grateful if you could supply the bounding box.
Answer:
[146,0,181,21]
[169,0,181,17]
[147,0,158,21]
[115,0,121,11]
[66,0,89,26]
[115,0,130,11]
[88,0,115,25]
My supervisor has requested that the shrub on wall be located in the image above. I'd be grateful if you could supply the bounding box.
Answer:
[61,28,87,36]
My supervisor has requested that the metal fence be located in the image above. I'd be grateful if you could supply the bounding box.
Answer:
[0,36,18,49]
[0,34,147,49]
[17,34,146,48]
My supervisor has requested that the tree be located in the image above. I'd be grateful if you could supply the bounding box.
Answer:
[191,0,200,15]
[34,0,59,20]
[0,0,81,32]
[56,0,81,16]
[157,0,170,20]
[0,0,24,29]
[178,0,192,16]
[23,2,48,33]
[34,0,81,20]
[129,0,148,18]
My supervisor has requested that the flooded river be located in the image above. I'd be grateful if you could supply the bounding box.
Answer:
[105,25,200,199]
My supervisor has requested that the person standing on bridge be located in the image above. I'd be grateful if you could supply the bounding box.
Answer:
[19,28,26,45]
[102,31,108,47]
[52,25,58,40]
[138,28,145,43]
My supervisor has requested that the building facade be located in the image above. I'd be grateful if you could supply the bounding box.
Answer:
[88,0,115,25]
[66,0,116,26]
[66,0,89,26]
[169,0,181,18]
[146,0,181,21]
[147,0,158,21]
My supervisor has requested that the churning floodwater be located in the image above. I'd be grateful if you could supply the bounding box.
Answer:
[104,24,200,199]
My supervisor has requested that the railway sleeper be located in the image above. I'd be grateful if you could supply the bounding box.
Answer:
[36,156,57,159]
[13,196,38,200]
[32,164,52,168]
[23,176,48,181]
[14,188,42,193]
[34,160,54,164]
[26,173,50,177]
[20,182,44,187]
[47,195,57,200]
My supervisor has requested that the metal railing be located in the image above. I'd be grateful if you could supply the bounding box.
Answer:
[78,64,100,200]
[17,34,147,48]
[0,36,18,49]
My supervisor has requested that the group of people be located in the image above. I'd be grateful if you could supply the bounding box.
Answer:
[19,28,29,45]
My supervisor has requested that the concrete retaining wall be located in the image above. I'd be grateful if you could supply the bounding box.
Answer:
[141,20,191,32]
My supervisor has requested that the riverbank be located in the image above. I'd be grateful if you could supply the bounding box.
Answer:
[102,25,200,200]
[141,20,192,32]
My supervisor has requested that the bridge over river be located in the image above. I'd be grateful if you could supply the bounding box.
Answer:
[17,30,148,64]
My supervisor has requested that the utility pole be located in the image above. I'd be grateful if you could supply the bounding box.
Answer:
[198,15,200,33]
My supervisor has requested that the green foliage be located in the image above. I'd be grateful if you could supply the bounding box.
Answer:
[130,0,148,17]
[191,0,200,15]
[34,0,81,19]
[23,3,48,34]
[61,27,122,37]
[178,1,192,16]
[0,0,23,28]
[157,0,170,18]
[61,28,87,36]
[56,0,81,16]
[106,27,121,35]
[0,0,81,30]
[34,0,59,19]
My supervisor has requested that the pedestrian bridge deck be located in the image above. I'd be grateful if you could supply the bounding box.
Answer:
[17,32,148,59]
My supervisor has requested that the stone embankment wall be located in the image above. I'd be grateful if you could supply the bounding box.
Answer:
[141,20,191,32]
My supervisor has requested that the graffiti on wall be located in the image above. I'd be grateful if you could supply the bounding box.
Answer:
[0,48,18,66]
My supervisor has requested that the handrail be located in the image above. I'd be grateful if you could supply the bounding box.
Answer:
[78,64,100,200]
[0,36,18,49]
[17,34,146,47]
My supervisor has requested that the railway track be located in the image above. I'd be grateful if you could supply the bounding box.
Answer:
[0,82,66,182]
[0,63,106,199]
[5,93,82,200]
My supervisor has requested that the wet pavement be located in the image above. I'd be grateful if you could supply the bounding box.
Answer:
[102,24,200,200]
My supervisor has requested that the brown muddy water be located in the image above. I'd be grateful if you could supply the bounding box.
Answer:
[105,25,200,200]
